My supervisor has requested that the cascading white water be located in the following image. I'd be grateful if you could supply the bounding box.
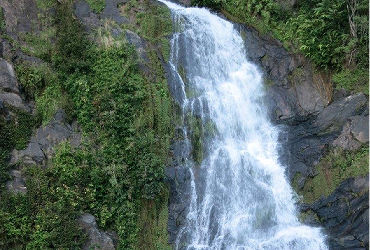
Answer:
[162,1,328,249]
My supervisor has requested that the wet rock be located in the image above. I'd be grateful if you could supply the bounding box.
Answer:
[168,0,191,7]
[350,115,369,143]
[0,58,19,94]
[0,38,13,61]
[166,161,192,243]
[10,109,81,166]
[279,92,368,187]
[332,121,362,150]
[78,213,116,250]
[308,176,369,249]
[0,92,30,111]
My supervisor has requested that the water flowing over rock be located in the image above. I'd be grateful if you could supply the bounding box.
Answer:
[163,1,328,249]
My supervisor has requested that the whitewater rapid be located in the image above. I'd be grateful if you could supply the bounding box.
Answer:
[161,1,328,249]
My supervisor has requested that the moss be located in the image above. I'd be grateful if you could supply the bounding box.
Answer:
[204,120,217,138]
[123,0,172,63]
[297,146,369,203]
[186,115,204,165]
[0,7,5,34]
[263,77,274,88]
[136,189,171,250]
[19,29,55,62]
[298,210,320,224]
[291,172,302,193]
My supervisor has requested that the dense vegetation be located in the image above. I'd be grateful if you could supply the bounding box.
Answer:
[0,0,174,249]
[193,0,369,93]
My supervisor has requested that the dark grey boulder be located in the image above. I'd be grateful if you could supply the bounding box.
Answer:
[78,213,116,250]
[0,58,18,93]
[74,0,102,31]
[332,114,369,150]
[125,30,149,63]
[306,176,369,249]
[0,0,39,40]
[0,59,30,112]
[100,0,129,25]
[351,115,369,143]
[314,93,367,134]
[6,170,27,194]
[10,109,81,167]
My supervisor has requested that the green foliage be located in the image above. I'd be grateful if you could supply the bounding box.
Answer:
[283,0,349,69]
[36,83,74,124]
[86,0,106,14]
[0,108,38,186]
[128,0,172,62]
[0,7,5,33]
[1,0,174,248]
[333,68,369,93]
[0,145,86,249]
[36,0,56,10]
[50,1,173,248]
[15,63,55,100]
[53,2,92,75]
[19,29,55,61]
[297,146,369,203]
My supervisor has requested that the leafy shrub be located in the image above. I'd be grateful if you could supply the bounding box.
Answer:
[333,68,369,93]
[15,63,56,100]
[0,145,86,249]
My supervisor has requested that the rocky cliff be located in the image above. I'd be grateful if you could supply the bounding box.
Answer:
[0,0,368,249]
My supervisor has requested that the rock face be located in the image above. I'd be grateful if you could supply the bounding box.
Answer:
[303,176,369,249]
[235,24,330,123]
[74,0,102,31]
[280,93,368,186]
[74,0,128,31]
[0,0,39,40]
[7,109,81,193]
[0,58,30,112]
[166,127,193,242]
[10,109,81,166]
[78,213,117,250]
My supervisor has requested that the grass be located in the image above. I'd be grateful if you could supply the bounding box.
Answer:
[86,0,106,14]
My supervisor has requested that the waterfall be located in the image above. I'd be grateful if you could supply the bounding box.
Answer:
[162,1,328,249]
